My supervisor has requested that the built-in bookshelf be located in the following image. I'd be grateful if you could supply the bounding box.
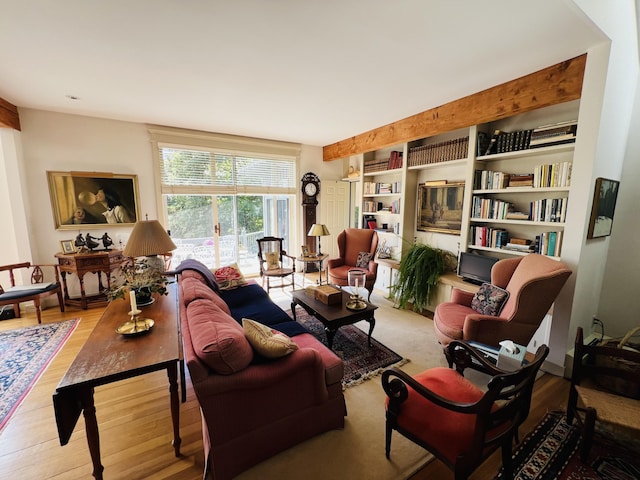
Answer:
[346,101,579,263]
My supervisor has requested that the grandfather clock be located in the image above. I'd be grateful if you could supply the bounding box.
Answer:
[301,172,320,258]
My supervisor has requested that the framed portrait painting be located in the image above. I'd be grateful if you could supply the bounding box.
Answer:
[47,171,140,229]
[587,177,620,239]
[417,181,465,234]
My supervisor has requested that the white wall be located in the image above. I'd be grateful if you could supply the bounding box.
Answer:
[3,110,341,298]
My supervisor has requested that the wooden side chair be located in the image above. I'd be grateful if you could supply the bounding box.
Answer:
[382,341,549,480]
[566,326,640,462]
[256,237,296,293]
[0,262,65,324]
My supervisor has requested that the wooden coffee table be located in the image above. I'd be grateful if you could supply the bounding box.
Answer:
[291,289,377,350]
[53,284,182,480]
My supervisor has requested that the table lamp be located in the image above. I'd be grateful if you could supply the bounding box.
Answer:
[307,223,330,256]
[123,217,177,272]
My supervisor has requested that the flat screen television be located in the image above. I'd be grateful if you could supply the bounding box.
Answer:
[457,252,498,285]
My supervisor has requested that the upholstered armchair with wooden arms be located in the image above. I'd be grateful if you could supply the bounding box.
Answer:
[434,253,572,348]
[382,341,549,480]
[326,228,378,300]
[0,262,65,324]
[257,236,296,292]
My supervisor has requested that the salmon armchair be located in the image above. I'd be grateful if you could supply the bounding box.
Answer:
[434,253,571,348]
[326,228,378,300]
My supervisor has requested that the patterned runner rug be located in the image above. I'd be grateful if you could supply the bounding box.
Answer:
[0,319,79,432]
[290,309,408,388]
[495,410,640,480]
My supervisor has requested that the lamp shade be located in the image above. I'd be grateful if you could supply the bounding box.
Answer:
[123,219,177,258]
[307,224,330,237]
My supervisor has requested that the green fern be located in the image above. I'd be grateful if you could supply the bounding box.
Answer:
[391,243,455,312]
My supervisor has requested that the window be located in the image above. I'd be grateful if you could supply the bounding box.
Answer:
[150,127,300,273]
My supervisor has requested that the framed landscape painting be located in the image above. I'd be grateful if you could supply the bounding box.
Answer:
[587,177,620,239]
[47,171,140,229]
[417,181,465,234]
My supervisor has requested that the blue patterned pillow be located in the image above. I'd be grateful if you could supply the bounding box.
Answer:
[471,283,509,316]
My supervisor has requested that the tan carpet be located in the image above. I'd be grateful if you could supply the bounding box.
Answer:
[236,291,448,480]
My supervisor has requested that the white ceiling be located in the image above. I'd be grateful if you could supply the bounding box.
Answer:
[0,1,608,147]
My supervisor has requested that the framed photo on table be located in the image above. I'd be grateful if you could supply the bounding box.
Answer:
[60,240,76,254]
[47,171,140,229]
[587,177,620,239]
[417,181,465,234]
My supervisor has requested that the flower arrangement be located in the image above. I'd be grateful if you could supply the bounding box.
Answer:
[106,258,169,302]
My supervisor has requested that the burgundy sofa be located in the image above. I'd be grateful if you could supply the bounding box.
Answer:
[178,267,346,480]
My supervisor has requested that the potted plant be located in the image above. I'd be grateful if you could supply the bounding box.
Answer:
[391,242,456,312]
[106,258,169,306]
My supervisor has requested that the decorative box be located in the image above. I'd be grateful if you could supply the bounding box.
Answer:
[305,285,342,305]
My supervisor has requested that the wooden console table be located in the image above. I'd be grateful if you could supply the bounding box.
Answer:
[53,286,181,480]
[55,250,124,309]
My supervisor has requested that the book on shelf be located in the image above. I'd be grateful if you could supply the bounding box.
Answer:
[505,211,530,220]
[529,121,577,148]
[507,174,534,187]
[508,238,531,245]
[503,242,535,252]
[484,129,502,156]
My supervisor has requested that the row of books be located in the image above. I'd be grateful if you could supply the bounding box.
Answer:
[407,136,469,167]
[362,200,400,214]
[471,196,568,223]
[533,161,572,188]
[471,197,515,220]
[531,197,568,223]
[363,181,401,195]
[470,226,510,249]
[364,151,403,173]
[473,161,572,190]
[480,121,577,156]
[468,228,563,257]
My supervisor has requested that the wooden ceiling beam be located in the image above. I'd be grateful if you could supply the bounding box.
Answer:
[323,54,586,162]
[0,97,21,131]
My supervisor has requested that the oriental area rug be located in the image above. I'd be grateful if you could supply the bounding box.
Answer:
[494,410,640,480]
[0,319,79,433]
[291,308,409,388]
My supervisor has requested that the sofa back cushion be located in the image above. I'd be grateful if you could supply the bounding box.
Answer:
[181,275,231,316]
[187,298,253,374]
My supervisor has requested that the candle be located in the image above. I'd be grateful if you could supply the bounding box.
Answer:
[129,290,138,313]
[355,278,359,295]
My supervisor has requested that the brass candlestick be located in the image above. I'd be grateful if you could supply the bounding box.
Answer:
[116,309,155,336]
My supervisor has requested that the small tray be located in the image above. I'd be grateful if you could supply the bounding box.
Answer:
[116,318,155,336]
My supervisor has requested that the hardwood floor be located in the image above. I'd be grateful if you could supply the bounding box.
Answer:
[0,299,570,480]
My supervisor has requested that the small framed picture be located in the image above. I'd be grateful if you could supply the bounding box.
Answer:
[60,239,76,254]
[301,245,310,257]
[587,177,620,239]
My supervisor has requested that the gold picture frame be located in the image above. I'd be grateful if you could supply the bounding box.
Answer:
[47,171,140,230]
[417,181,465,234]
[587,177,620,239]
[60,239,76,254]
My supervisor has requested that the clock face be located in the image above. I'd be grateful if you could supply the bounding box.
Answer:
[304,182,318,197]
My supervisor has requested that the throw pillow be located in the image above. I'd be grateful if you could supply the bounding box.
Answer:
[471,283,510,316]
[212,262,248,290]
[265,251,280,270]
[356,251,373,268]
[242,318,298,359]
